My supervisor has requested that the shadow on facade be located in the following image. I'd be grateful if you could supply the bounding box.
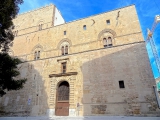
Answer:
[0,58,49,117]
[81,43,159,116]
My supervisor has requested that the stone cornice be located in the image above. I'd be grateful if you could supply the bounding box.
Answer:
[49,72,78,77]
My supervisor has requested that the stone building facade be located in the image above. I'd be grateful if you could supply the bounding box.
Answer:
[0,4,160,117]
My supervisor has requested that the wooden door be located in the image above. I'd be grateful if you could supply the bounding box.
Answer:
[55,81,69,116]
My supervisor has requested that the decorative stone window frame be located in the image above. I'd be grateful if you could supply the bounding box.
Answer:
[31,44,43,60]
[37,20,44,31]
[103,36,113,47]
[61,44,69,55]
[34,50,41,60]
[57,39,72,56]
[98,29,116,48]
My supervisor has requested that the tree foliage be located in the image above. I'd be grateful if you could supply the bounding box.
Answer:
[0,0,26,97]
[0,0,23,52]
[0,53,26,97]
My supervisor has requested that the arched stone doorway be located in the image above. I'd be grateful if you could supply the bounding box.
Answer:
[55,81,69,116]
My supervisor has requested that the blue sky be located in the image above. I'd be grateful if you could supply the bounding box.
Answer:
[19,0,160,78]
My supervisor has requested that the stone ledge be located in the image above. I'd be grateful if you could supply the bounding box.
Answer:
[49,72,78,77]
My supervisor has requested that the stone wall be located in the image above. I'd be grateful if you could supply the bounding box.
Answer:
[13,4,55,31]
[0,4,159,117]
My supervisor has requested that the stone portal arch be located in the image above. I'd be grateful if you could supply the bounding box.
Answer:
[55,81,70,116]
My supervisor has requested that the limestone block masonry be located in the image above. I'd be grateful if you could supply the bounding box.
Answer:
[0,4,160,117]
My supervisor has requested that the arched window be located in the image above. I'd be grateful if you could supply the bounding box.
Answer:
[103,38,107,47]
[39,25,41,30]
[33,45,43,60]
[59,40,70,56]
[99,29,116,48]
[34,50,41,60]
[65,45,68,55]
[108,37,112,46]
[14,30,18,36]
[37,51,40,59]
[61,46,64,55]
[39,24,43,30]
[103,37,113,47]
[34,51,37,60]
[60,41,70,56]
[61,45,68,55]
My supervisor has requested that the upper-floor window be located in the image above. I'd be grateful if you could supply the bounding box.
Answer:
[61,46,64,55]
[34,51,37,60]
[39,24,43,30]
[32,45,43,60]
[34,50,41,60]
[14,30,18,36]
[61,62,67,73]
[83,25,86,30]
[108,37,112,46]
[106,20,110,25]
[59,40,70,56]
[37,51,40,59]
[103,37,112,47]
[65,45,68,55]
[61,45,68,55]
[64,31,66,35]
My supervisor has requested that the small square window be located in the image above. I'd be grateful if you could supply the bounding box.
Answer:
[119,81,125,88]
[64,31,66,35]
[83,25,86,30]
[106,20,110,25]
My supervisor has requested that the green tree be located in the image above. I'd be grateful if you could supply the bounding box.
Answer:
[0,0,23,52]
[0,0,26,97]
[0,53,26,97]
